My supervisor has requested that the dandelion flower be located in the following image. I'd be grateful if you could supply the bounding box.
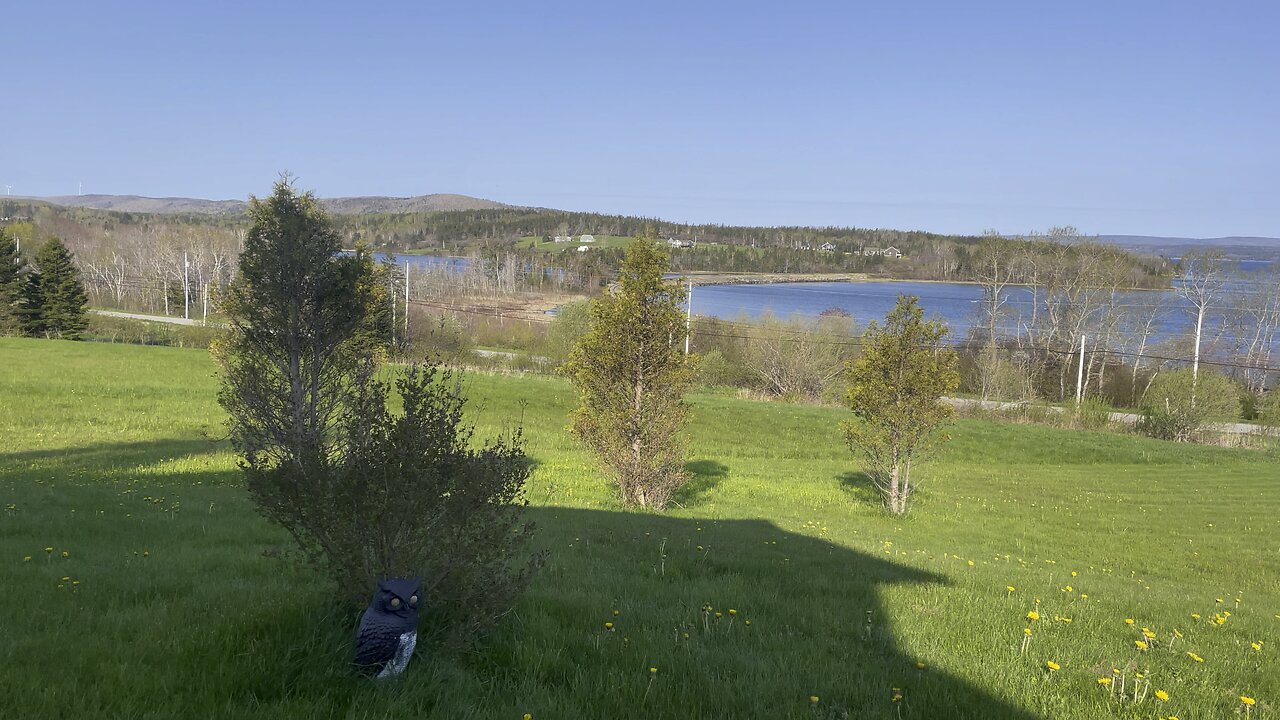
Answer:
[728,609,737,616]
[1155,690,1169,701]
[1186,651,1204,663]
[1007,585,1016,593]
[809,696,820,704]
[1097,677,1111,685]
[1027,611,1040,621]
[22,556,31,562]
[1071,571,1078,577]
[1024,627,1032,636]
[1251,642,1262,651]
[744,620,751,626]
[613,609,620,616]
[1172,628,1183,638]
[1190,613,1200,620]
[1135,640,1149,650]
[61,551,69,558]
[649,667,657,675]
[1241,696,1256,706]
[967,560,974,566]
[1125,618,1135,625]
[1045,661,1060,671]
[44,547,53,554]
[892,693,903,702]
[524,715,533,720]
[1142,629,1157,639]
[1080,593,1088,599]
[604,622,614,630]
[916,662,925,670]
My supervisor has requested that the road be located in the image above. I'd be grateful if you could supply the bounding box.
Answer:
[92,310,224,327]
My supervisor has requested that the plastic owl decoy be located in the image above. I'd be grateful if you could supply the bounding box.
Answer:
[354,577,421,678]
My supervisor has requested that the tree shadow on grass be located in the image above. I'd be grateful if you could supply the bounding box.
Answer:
[837,470,883,506]
[0,437,227,473]
[672,459,730,508]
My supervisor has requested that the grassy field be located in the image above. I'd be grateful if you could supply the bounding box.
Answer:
[1,337,1276,719]
[517,235,635,252]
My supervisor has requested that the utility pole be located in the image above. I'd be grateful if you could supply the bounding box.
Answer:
[404,261,410,342]
[183,252,190,320]
[1075,334,1086,404]
[390,271,397,348]
[684,278,693,355]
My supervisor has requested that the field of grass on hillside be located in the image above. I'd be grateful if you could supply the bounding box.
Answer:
[0,338,1276,719]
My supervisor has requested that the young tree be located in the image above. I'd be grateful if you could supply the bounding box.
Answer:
[0,230,28,334]
[1176,249,1228,382]
[216,178,541,637]
[843,295,959,515]
[23,238,89,339]
[1138,368,1240,442]
[563,235,696,509]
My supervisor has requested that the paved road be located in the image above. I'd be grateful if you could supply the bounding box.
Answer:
[92,310,225,327]
[944,397,1273,436]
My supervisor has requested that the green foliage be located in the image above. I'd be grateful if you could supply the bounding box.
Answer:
[215,178,371,466]
[1138,368,1242,441]
[842,295,959,514]
[741,312,858,401]
[563,235,696,509]
[248,362,542,639]
[1258,388,1280,427]
[0,229,28,334]
[21,237,89,339]
[544,299,593,363]
[86,314,222,348]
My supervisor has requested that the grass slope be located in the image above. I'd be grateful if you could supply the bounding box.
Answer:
[0,338,1276,719]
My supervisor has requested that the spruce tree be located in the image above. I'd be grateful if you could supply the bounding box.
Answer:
[25,238,89,340]
[0,230,28,334]
[563,234,696,509]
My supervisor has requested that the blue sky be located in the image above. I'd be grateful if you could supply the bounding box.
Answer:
[5,1,1278,237]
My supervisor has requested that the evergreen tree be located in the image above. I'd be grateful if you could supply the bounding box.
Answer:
[24,238,89,340]
[842,295,959,515]
[0,230,28,334]
[563,234,696,509]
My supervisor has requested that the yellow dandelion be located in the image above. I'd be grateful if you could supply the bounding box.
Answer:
[1251,642,1262,651]
[809,696,820,704]
[649,667,657,675]
[1064,585,1073,593]
[1172,628,1183,638]
[1155,690,1169,701]
[1241,696,1256,706]
[744,620,751,626]
[604,622,614,630]
[892,693,903,703]
[1142,629,1156,639]
[1071,571,1078,577]
[1007,585,1016,593]
[1024,627,1032,636]
[1135,640,1149,650]
[715,612,722,619]
[967,560,974,566]
[524,715,533,720]
[61,551,69,558]
[22,556,31,562]
[1190,613,1200,620]
[1186,651,1204,663]
[1096,677,1111,685]
[728,609,737,616]
[1027,611,1040,621]
[44,547,53,554]
[613,609,620,616]
[916,661,926,670]
[1136,673,1145,679]
[1045,661,1060,671]
[1125,618,1135,625]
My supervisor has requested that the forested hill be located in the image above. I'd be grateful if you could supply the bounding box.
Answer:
[12,193,510,215]
[0,198,1172,288]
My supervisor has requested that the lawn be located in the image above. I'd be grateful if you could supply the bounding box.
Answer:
[517,235,635,252]
[0,337,1276,719]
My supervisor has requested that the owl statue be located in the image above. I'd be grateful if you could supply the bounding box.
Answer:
[354,577,421,678]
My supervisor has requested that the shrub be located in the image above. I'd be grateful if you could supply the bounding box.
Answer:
[1258,389,1280,427]
[247,362,543,642]
[1138,369,1241,441]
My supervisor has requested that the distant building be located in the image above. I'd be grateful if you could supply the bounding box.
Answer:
[667,237,694,248]
[819,242,837,252]
[858,246,903,258]
[579,234,596,243]
[577,245,590,252]
[553,235,572,243]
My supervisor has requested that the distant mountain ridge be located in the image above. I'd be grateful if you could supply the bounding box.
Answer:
[24,193,512,215]
[1099,234,1280,249]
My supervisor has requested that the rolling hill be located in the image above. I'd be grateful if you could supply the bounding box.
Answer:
[23,193,512,216]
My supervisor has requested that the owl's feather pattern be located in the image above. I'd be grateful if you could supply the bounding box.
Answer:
[354,577,422,677]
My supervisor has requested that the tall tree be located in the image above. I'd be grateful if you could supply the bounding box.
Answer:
[1175,249,1228,382]
[564,234,696,510]
[24,237,89,339]
[0,229,28,334]
[843,295,959,515]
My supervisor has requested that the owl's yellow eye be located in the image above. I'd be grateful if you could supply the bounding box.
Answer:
[390,597,401,608]
[409,595,418,606]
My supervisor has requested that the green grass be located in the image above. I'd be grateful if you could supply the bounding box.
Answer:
[1,337,1276,719]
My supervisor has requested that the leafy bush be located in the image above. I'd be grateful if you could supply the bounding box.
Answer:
[1074,396,1113,431]
[246,362,543,642]
[1138,369,1241,441]
[1258,389,1280,427]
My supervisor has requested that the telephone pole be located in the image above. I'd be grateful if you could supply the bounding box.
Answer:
[684,278,693,355]
[404,261,410,342]
[1075,334,1086,404]
[183,252,190,320]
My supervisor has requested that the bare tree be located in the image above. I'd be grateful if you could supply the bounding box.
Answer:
[1175,249,1229,382]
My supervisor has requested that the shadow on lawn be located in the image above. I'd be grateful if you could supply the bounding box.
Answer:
[0,437,227,471]
[673,459,730,507]
[523,507,1039,720]
[836,470,883,506]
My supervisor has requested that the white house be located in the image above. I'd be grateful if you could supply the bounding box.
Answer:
[553,235,572,243]
[579,234,596,243]
[577,245,590,252]
[819,242,837,252]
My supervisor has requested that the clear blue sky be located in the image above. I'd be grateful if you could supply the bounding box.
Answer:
[5,0,1278,237]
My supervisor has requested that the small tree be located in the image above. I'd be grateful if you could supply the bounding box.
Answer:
[0,230,28,334]
[216,178,540,640]
[1138,368,1240,442]
[843,295,959,515]
[22,238,89,339]
[563,235,695,509]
